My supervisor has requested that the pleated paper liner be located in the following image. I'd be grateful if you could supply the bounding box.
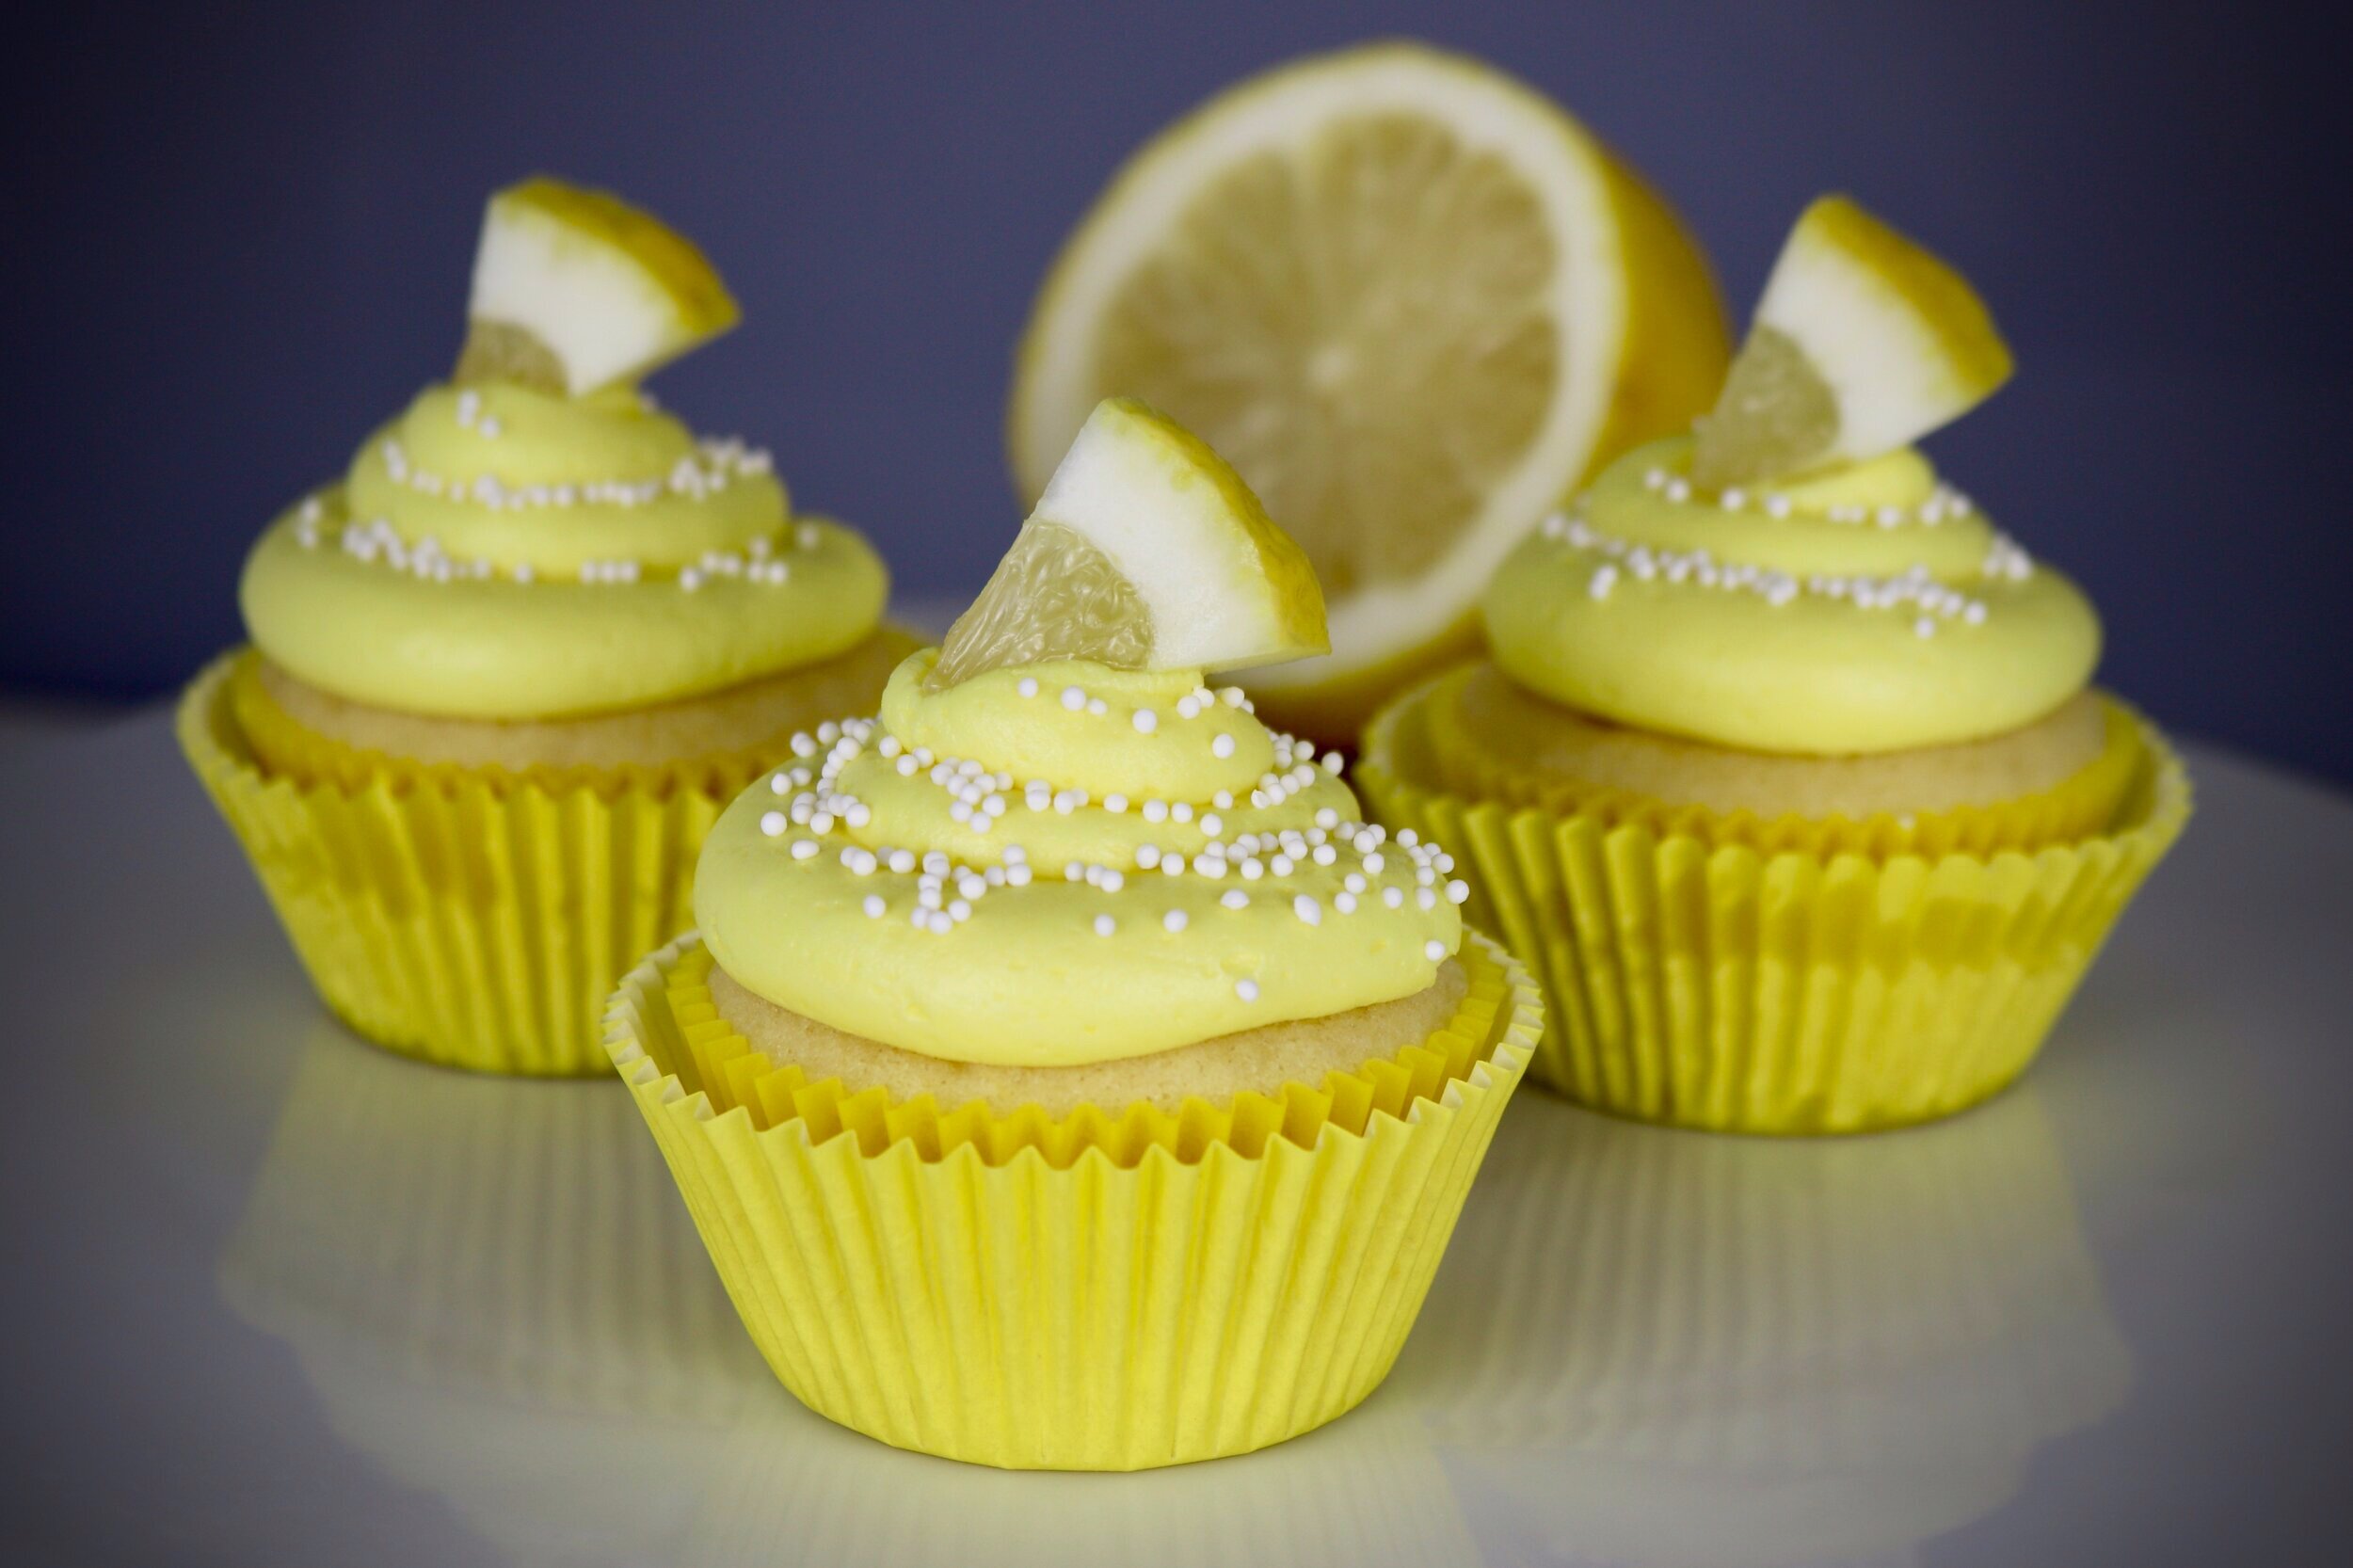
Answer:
[1358,673,2191,1133]
[1420,664,2145,858]
[602,929,1542,1470]
[183,648,733,1075]
[216,1022,765,1562]
[1404,1087,2126,1566]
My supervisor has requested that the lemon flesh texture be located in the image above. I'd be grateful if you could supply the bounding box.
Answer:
[456,177,741,397]
[1691,194,2011,489]
[935,397,1326,688]
[1008,42,1730,741]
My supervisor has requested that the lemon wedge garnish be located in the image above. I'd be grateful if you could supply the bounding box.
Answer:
[455,177,740,397]
[933,398,1327,687]
[1007,41,1728,743]
[1690,194,2012,488]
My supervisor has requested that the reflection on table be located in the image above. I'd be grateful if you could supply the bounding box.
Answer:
[216,1024,2127,1568]
[216,1022,766,1564]
[1404,1085,2130,1567]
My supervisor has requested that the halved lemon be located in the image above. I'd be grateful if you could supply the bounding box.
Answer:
[1007,41,1729,744]
[1689,194,2011,488]
[456,177,741,397]
[934,397,1326,687]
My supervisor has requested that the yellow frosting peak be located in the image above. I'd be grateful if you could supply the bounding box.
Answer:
[1483,436,2101,754]
[695,648,1466,1066]
[239,379,887,719]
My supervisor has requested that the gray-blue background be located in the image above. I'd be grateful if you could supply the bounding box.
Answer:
[8,2,2344,780]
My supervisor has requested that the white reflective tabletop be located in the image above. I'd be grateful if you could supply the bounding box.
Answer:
[2,708,2344,1566]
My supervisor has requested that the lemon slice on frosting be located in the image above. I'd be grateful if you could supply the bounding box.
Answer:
[1690,194,2012,489]
[1007,41,1728,741]
[454,177,741,396]
[932,397,1327,687]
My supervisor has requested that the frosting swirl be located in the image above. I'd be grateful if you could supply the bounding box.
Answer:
[1482,435,2100,754]
[240,380,888,719]
[695,649,1467,1066]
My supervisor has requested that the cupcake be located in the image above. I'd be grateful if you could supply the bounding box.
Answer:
[605,398,1540,1469]
[180,178,914,1075]
[1359,196,2188,1133]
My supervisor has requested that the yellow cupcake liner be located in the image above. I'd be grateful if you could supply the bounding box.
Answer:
[1358,676,2190,1133]
[601,928,1541,1470]
[1422,664,2145,857]
[183,648,738,1075]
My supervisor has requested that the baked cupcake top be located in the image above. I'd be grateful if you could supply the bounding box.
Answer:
[238,179,888,721]
[696,399,1467,1067]
[1483,196,2100,756]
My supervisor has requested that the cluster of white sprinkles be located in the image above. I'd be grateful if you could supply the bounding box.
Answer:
[1641,464,1976,526]
[293,492,823,590]
[751,709,1469,1002]
[379,431,772,511]
[1541,511,2038,637]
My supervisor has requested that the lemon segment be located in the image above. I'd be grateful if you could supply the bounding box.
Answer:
[1008,42,1728,743]
[1691,194,2011,488]
[934,398,1327,688]
[456,177,740,397]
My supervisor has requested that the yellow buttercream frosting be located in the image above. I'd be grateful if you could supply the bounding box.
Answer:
[1483,435,2100,754]
[239,380,888,719]
[695,648,1466,1066]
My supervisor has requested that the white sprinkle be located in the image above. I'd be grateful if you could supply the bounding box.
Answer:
[1094,914,1116,937]
[1087,698,1108,716]
[792,840,820,861]
[1315,808,1339,829]
[1061,686,1086,711]
[1417,888,1438,911]
[1334,891,1357,914]
[1137,845,1161,870]
[1132,709,1158,734]
[1017,677,1039,698]
[1221,889,1249,910]
[1383,887,1405,909]
[760,811,788,836]
[1210,733,1237,760]
[1425,938,1448,962]
[1104,793,1128,813]
[1293,894,1322,927]
[863,895,887,919]
[1447,879,1469,904]
[1235,979,1260,1002]
[1162,909,1188,933]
